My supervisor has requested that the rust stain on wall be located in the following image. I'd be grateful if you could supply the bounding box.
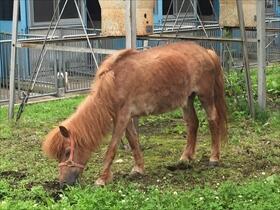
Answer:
[99,0,155,36]
[220,0,257,28]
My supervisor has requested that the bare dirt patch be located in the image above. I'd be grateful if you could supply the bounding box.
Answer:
[0,170,27,180]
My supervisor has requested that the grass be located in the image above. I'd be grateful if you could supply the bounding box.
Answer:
[1,177,280,210]
[0,66,279,209]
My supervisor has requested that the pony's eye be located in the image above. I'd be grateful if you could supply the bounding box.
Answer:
[65,148,71,158]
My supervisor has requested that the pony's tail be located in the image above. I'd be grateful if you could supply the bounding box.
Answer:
[207,49,228,144]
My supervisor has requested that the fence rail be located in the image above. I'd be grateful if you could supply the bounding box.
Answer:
[1,22,280,105]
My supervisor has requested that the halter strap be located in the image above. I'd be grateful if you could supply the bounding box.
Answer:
[58,136,85,169]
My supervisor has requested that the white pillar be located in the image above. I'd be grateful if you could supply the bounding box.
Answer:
[257,0,266,110]
[125,0,137,49]
[126,0,137,130]
[8,0,20,119]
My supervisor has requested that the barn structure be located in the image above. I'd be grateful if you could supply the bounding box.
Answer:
[0,0,280,118]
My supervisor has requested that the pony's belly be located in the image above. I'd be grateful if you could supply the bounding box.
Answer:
[130,93,188,116]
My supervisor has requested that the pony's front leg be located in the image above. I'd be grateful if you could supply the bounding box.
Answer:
[95,107,130,186]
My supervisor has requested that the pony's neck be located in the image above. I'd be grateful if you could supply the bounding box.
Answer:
[65,93,113,151]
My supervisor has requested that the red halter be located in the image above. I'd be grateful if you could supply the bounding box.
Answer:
[58,136,85,169]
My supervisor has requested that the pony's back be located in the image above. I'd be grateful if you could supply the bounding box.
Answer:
[106,42,216,116]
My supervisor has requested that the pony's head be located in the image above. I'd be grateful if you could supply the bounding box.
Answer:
[42,125,91,188]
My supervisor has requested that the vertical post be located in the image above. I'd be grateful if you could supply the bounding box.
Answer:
[126,0,138,130]
[236,0,255,118]
[125,0,137,49]
[257,0,266,110]
[193,0,198,20]
[8,0,20,119]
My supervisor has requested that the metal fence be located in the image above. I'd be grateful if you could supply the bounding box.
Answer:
[0,30,127,104]
[148,25,280,68]
[1,22,280,104]
[0,33,12,103]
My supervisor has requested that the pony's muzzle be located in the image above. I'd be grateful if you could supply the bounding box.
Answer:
[59,168,80,189]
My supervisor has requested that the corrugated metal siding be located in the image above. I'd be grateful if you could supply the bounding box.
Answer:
[0,33,12,102]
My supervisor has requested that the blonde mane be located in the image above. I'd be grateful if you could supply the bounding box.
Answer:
[42,49,135,159]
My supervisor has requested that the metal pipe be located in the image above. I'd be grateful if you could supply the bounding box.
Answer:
[145,34,257,42]
[74,0,99,69]
[16,43,118,54]
[257,0,266,110]
[8,0,20,119]
[172,0,186,31]
[125,0,137,49]
[236,0,255,118]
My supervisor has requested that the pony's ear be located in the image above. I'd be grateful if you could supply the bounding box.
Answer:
[59,126,70,138]
[43,127,66,160]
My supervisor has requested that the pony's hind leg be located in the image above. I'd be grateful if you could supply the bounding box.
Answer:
[198,94,221,165]
[95,106,131,186]
[180,94,199,162]
[125,118,144,176]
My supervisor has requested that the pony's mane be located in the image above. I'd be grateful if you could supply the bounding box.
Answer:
[43,49,135,159]
[95,49,135,79]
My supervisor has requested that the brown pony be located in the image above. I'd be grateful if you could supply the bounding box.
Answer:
[42,42,227,187]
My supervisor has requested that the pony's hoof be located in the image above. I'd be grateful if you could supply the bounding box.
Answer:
[209,160,219,167]
[95,171,113,186]
[166,160,192,171]
[128,166,144,180]
[128,171,144,180]
[131,166,144,175]
[95,178,106,186]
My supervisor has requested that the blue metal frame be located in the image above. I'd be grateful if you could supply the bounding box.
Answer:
[0,0,28,81]
[154,0,163,27]
[213,0,220,20]
[0,0,28,34]
[275,0,280,16]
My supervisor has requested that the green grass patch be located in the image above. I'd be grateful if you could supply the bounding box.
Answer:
[1,176,280,209]
[0,67,279,209]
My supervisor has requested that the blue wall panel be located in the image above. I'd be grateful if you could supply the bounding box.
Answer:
[154,0,163,27]
[0,0,28,81]
[275,0,280,16]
